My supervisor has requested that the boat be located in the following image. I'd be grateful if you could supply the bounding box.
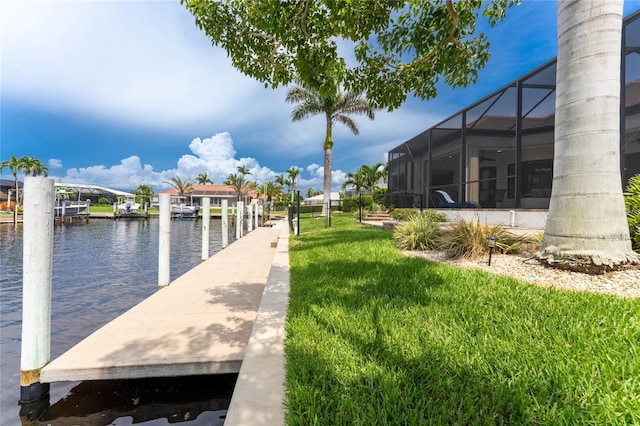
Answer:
[116,199,141,215]
[167,195,200,218]
[171,203,200,217]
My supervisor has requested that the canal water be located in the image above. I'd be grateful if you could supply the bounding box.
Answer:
[0,218,240,425]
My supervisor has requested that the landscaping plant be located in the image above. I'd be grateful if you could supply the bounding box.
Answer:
[393,214,441,250]
[440,218,534,259]
[625,173,640,252]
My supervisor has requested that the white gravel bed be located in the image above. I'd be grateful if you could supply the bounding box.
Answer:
[405,250,640,299]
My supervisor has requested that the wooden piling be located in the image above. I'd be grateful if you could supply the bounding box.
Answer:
[20,176,54,404]
[158,194,171,288]
[236,201,244,239]
[247,204,253,232]
[221,199,229,248]
[201,198,211,261]
[253,204,260,228]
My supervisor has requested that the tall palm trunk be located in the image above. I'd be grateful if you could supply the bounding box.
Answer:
[539,0,638,271]
[322,119,333,217]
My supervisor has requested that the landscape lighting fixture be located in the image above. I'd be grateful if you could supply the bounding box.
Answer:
[487,236,497,266]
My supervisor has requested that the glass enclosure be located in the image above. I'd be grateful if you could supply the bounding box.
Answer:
[388,11,640,209]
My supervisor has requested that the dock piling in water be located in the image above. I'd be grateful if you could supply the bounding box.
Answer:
[201,197,211,261]
[20,176,54,404]
[221,199,229,248]
[236,201,243,240]
[158,194,171,288]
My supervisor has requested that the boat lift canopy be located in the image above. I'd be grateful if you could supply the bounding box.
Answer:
[54,183,135,201]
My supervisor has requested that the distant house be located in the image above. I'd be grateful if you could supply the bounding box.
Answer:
[154,184,262,207]
[0,179,22,203]
[303,192,341,207]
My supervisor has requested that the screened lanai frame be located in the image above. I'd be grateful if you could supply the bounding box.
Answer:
[388,10,640,210]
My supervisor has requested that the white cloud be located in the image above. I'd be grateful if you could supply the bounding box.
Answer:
[1,1,282,131]
[306,164,320,174]
[48,159,63,169]
[60,133,349,192]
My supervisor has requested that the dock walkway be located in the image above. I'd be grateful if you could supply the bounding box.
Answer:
[41,225,283,383]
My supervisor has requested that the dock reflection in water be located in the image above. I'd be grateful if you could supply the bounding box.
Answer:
[0,218,239,426]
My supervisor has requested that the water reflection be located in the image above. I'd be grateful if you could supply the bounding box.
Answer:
[1,218,238,425]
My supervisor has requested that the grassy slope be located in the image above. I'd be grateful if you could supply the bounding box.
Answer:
[286,214,640,425]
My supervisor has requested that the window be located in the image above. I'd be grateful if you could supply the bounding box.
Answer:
[521,160,553,198]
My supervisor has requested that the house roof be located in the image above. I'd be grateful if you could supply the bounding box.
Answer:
[303,192,341,205]
[0,179,23,188]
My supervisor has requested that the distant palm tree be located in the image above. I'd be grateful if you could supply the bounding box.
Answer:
[260,181,282,203]
[358,163,386,194]
[286,166,301,203]
[286,84,375,216]
[0,155,26,227]
[236,165,251,176]
[165,176,193,197]
[133,184,154,205]
[306,187,322,198]
[22,156,49,177]
[196,172,213,185]
[341,171,366,194]
[275,174,287,188]
[224,173,256,201]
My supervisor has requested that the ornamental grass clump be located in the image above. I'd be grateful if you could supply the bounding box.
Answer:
[393,214,442,250]
[441,218,534,259]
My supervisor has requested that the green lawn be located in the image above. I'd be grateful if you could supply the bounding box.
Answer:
[285,213,640,425]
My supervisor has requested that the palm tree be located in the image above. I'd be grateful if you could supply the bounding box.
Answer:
[286,84,375,216]
[165,176,193,197]
[286,166,301,203]
[275,174,288,203]
[341,171,366,194]
[133,184,154,206]
[539,0,638,271]
[358,163,385,194]
[306,187,321,198]
[260,181,282,203]
[236,165,251,176]
[0,155,26,226]
[22,156,49,177]
[224,173,256,201]
[196,172,213,185]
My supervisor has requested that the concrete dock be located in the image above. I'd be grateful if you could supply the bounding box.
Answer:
[40,225,284,383]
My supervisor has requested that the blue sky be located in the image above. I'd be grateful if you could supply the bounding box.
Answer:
[2,1,639,192]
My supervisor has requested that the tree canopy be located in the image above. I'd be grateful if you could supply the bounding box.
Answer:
[182,0,517,109]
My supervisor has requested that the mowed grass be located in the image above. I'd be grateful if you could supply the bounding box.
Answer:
[285,214,640,425]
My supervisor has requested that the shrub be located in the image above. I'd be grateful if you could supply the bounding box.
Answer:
[440,219,534,259]
[352,208,369,219]
[343,195,373,213]
[393,214,442,250]
[97,197,110,205]
[0,201,14,211]
[371,202,385,212]
[372,187,387,207]
[624,174,640,252]
[391,208,447,223]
